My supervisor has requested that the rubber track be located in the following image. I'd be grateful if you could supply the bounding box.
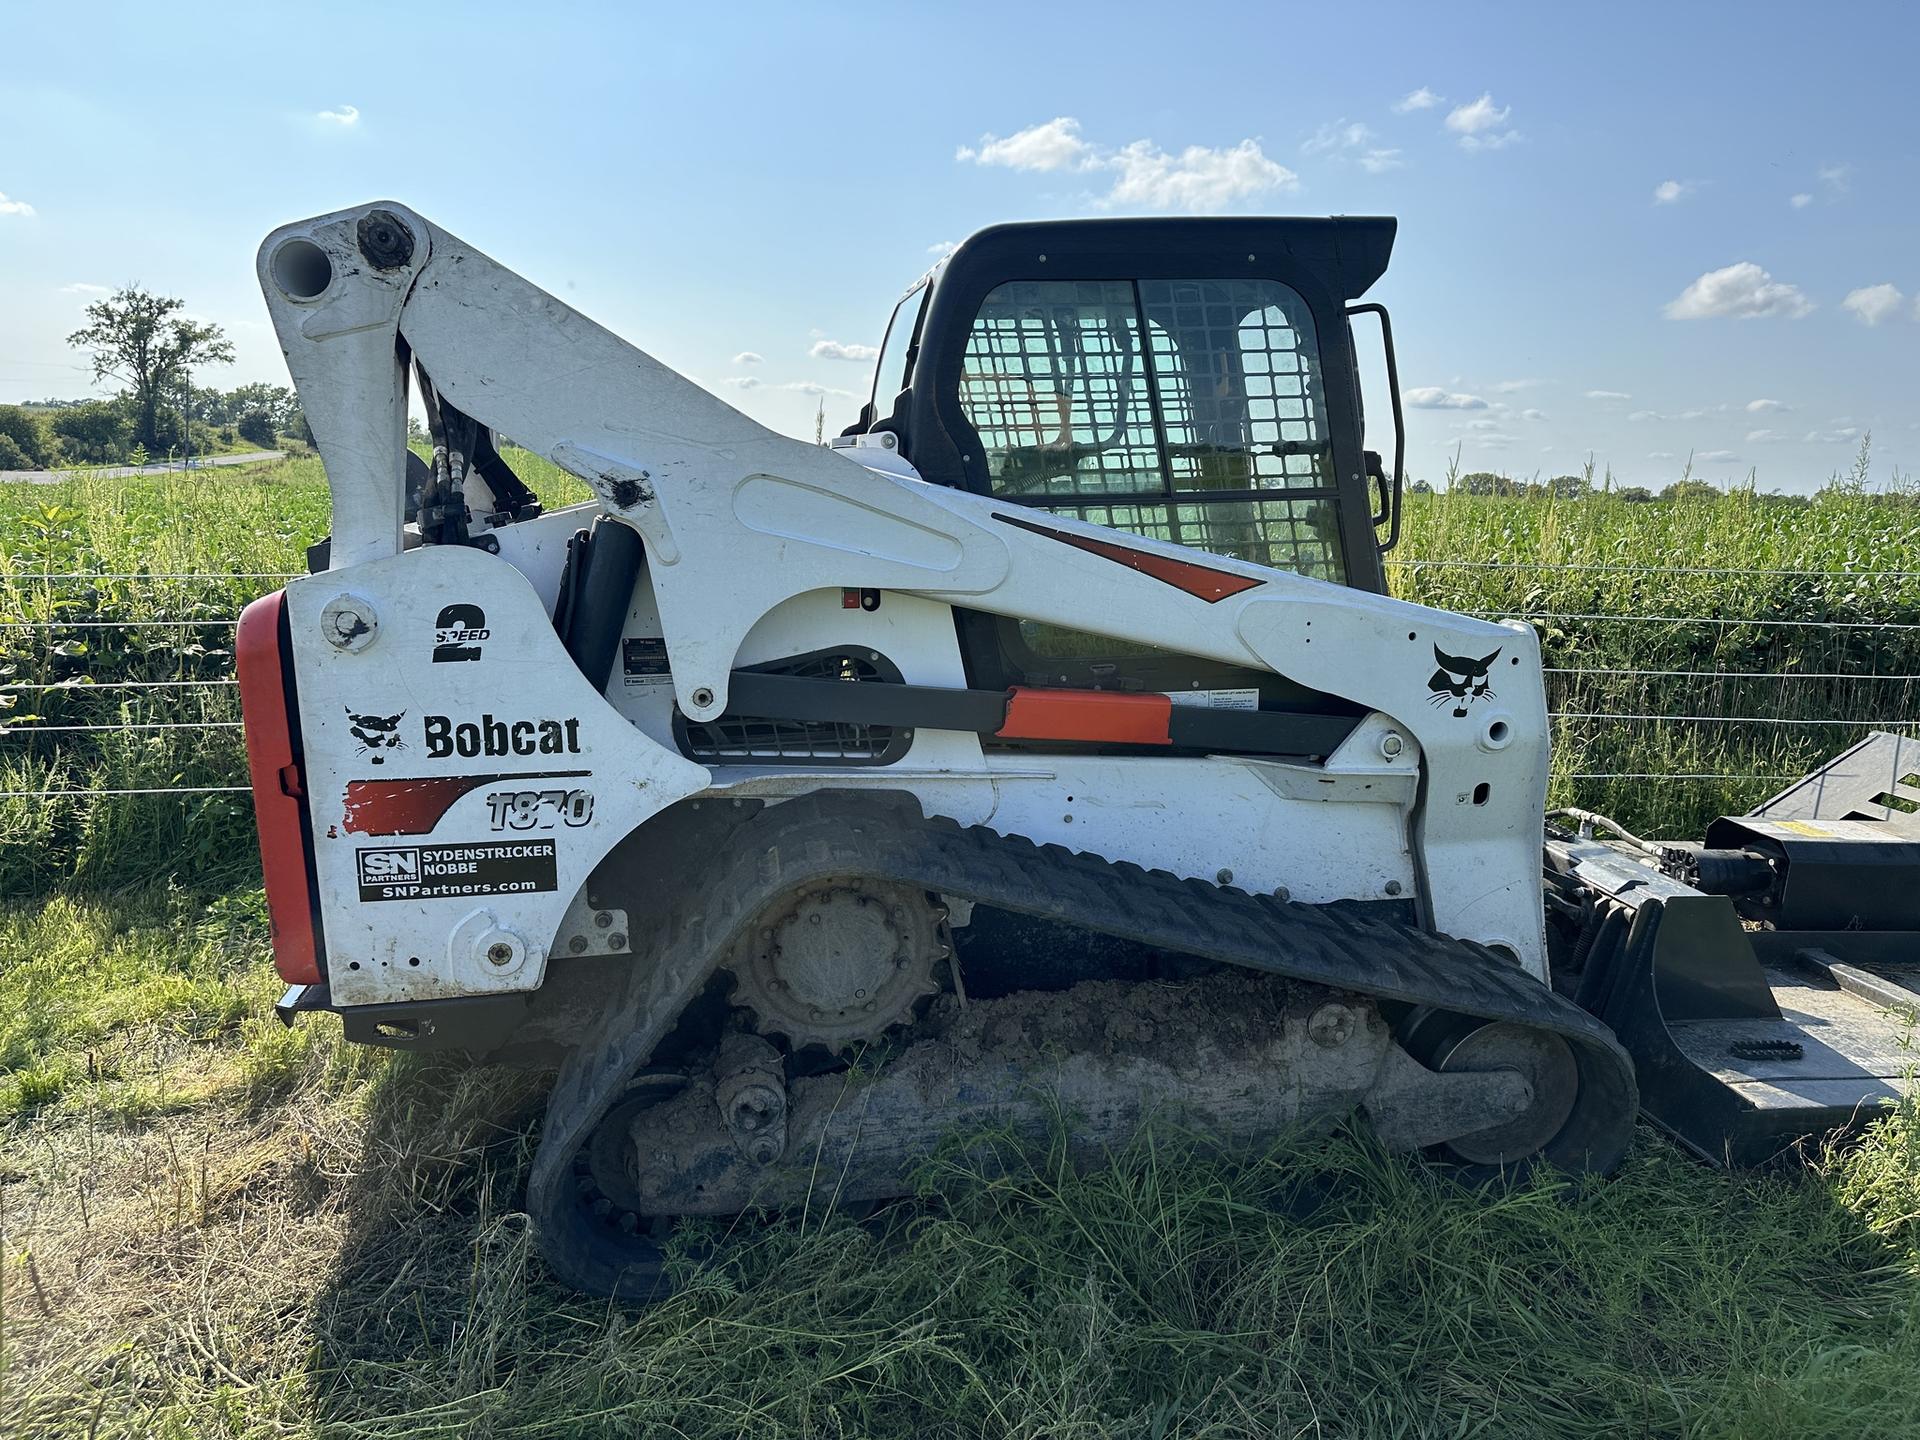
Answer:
[529,794,1638,1297]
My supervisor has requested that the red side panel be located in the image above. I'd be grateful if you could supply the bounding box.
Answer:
[997,687,1173,746]
[996,513,1265,602]
[236,592,321,985]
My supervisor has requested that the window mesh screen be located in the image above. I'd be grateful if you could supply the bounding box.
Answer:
[1140,279,1329,492]
[958,280,1159,498]
[958,275,1343,585]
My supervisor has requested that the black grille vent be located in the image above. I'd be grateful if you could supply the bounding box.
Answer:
[675,650,911,767]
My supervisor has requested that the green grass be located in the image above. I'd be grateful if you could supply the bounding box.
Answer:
[4,456,1920,1436]
[6,909,1920,1438]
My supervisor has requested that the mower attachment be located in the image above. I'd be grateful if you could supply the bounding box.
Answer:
[1551,732,1920,1164]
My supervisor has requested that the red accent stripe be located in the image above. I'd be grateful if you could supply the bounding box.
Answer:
[998,686,1173,745]
[997,513,1264,602]
[236,592,320,986]
[342,770,589,836]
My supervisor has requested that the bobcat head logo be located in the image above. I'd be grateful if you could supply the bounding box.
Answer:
[345,708,407,765]
[1427,646,1501,718]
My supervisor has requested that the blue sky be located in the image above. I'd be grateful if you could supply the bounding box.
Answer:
[1,0,1913,490]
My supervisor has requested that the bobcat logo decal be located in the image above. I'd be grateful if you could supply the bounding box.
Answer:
[1427,646,1501,718]
[345,708,407,765]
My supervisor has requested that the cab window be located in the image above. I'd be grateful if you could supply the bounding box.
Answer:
[958,277,1343,583]
[868,282,927,422]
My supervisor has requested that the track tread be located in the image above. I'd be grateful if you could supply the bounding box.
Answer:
[527,793,1636,1298]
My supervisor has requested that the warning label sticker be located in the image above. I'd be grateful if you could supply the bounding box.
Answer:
[1166,687,1260,711]
[356,840,558,902]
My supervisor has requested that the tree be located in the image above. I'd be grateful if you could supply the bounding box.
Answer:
[1456,471,1539,498]
[191,385,233,426]
[1547,473,1590,500]
[66,287,233,451]
[1662,478,1720,503]
[49,401,131,464]
[225,381,297,448]
[237,410,278,447]
[0,404,60,468]
[1615,485,1655,503]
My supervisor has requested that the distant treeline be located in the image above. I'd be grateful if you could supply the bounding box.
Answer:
[0,386,310,470]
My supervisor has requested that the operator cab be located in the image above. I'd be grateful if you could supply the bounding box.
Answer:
[837,217,1405,699]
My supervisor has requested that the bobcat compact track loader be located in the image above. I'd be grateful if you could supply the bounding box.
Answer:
[240,203,1918,1300]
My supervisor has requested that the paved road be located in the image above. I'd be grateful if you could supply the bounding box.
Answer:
[0,450,286,483]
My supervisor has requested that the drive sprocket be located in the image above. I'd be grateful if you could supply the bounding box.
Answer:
[725,879,943,1051]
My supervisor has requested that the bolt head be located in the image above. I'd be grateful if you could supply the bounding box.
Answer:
[594,911,613,929]
[568,935,588,955]
[608,933,627,951]
[485,942,515,966]
[1308,1003,1356,1049]
[1380,732,1405,759]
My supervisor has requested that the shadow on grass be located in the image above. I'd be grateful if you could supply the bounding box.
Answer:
[298,1053,1920,1440]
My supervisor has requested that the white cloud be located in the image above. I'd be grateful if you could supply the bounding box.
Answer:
[1394,87,1443,113]
[1445,93,1518,150]
[956,117,1088,171]
[1841,283,1905,326]
[721,376,762,389]
[1103,138,1295,211]
[1697,450,1739,463]
[810,340,879,362]
[1471,433,1516,448]
[1520,408,1547,421]
[1464,418,1502,430]
[1303,121,1402,174]
[1493,378,1543,392]
[1746,398,1789,413]
[1405,386,1488,410]
[959,118,1296,213]
[1303,120,1373,155]
[779,381,856,398]
[1586,390,1632,401]
[927,240,959,257]
[316,104,359,126]
[1746,429,1786,443]
[731,351,764,366]
[1790,192,1813,209]
[0,190,35,217]
[1648,451,1678,460]
[1818,163,1851,193]
[1627,409,1662,422]
[1805,425,1862,444]
[1653,179,1696,204]
[1664,262,1813,319]
[60,281,108,295]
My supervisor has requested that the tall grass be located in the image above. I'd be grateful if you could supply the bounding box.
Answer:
[0,455,589,895]
[1391,480,1920,835]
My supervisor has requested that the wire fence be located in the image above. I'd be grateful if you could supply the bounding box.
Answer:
[1,567,1916,815]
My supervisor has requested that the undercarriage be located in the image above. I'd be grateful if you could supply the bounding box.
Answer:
[518,794,1632,1299]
